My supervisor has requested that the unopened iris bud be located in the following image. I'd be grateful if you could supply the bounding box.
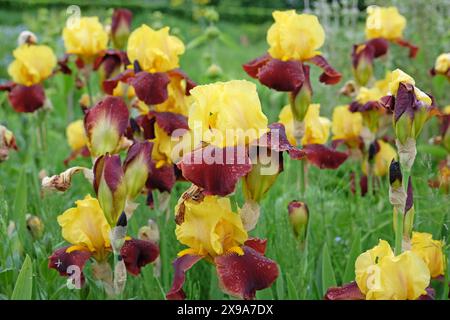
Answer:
[289,65,312,124]
[26,214,44,240]
[389,159,402,189]
[94,154,127,226]
[123,141,152,200]
[352,45,373,87]
[288,201,309,241]
[111,9,132,50]
[84,96,129,158]
[206,63,223,79]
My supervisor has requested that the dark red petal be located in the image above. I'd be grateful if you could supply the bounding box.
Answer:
[167,69,197,95]
[308,55,342,85]
[367,38,390,58]
[394,83,415,122]
[178,145,252,196]
[120,238,159,276]
[0,81,15,91]
[350,173,368,196]
[418,287,435,300]
[48,246,91,286]
[257,58,305,92]
[57,54,73,75]
[215,245,279,300]
[103,69,134,94]
[93,50,129,80]
[123,141,152,172]
[84,96,130,140]
[242,54,271,79]
[93,154,124,194]
[146,161,177,193]
[303,144,348,169]
[135,114,156,140]
[394,39,419,58]
[8,84,45,113]
[130,71,170,105]
[324,281,365,300]
[254,122,293,152]
[166,254,203,300]
[150,111,189,135]
[244,238,267,255]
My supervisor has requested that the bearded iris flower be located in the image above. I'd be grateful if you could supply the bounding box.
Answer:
[243,10,341,144]
[166,193,279,300]
[63,17,108,63]
[326,239,432,300]
[332,105,364,151]
[0,42,56,113]
[48,195,159,288]
[352,6,418,86]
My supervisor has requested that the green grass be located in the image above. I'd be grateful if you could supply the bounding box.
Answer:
[0,1,449,300]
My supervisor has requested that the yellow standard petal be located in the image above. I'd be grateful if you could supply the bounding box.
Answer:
[388,69,432,105]
[8,44,56,86]
[62,17,108,58]
[267,10,325,61]
[66,120,87,151]
[411,232,445,278]
[57,195,111,258]
[278,105,297,146]
[355,239,430,300]
[331,105,363,142]
[365,6,406,40]
[175,195,248,258]
[301,104,330,145]
[127,24,185,73]
[188,80,268,148]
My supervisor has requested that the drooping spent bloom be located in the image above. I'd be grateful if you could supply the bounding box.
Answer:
[325,239,431,300]
[0,125,18,162]
[84,96,130,158]
[1,43,56,113]
[352,6,418,86]
[63,17,108,63]
[430,53,450,81]
[167,193,279,300]
[243,10,341,143]
[48,195,159,287]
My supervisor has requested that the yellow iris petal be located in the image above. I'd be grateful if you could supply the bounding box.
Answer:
[8,44,56,86]
[175,195,248,258]
[188,80,268,148]
[411,232,445,278]
[331,105,363,142]
[365,6,406,40]
[57,195,111,254]
[66,120,87,151]
[267,10,325,61]
[127,24,185,73]
[63,17,108,57]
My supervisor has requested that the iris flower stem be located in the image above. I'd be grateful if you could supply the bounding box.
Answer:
[394,168,411,255]
[299,160,306,196]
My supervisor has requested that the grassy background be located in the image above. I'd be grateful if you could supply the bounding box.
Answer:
[0,0,449,300]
